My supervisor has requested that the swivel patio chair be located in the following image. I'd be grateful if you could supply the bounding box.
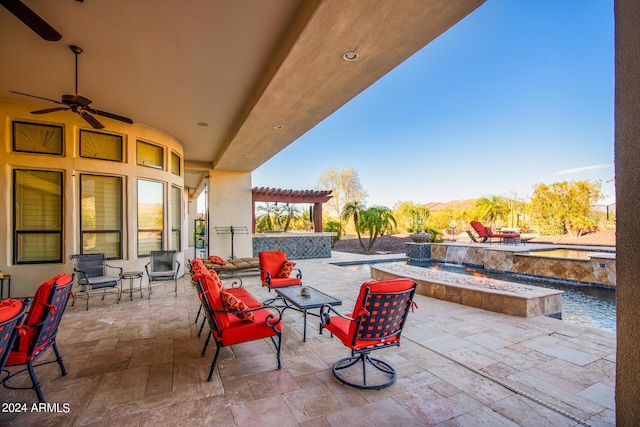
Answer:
[145,250,181,297]
[70,253,122,309]
[259,251,302,306]
[2,273,74,403]
[320,278,417,390]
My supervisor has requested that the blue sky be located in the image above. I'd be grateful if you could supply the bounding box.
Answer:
[252,0,615,208]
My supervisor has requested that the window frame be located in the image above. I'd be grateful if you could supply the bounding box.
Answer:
[79,174,124,259]
[170,185,182,251]
[136,140,165,170]
[171,151,181,176]
[12,121,64,155]
[13,169,63,264]
[79,129,124,162]
[137,179,164,257]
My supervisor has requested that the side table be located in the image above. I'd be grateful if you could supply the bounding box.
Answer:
[0,275,10,299]
[120,271,144,301]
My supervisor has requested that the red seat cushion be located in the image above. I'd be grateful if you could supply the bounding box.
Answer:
[267,277,302,287]
[259,251,288,284]
[219,308,281,346]
[324,278,414,351]
[200,274,229,329]
[6,274,73,366]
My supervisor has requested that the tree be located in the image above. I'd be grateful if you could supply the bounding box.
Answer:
[256,202,278,231]
[393,201,430,233]
[341,201,366,250]
[474,196,508,226]
[528,180,603,237]
[359,206,397,252]
[316,167,367,218]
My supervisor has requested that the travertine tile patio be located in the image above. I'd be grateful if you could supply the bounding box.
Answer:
[0,252,616,426]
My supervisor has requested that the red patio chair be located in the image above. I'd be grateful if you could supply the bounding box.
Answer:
[259,251,302,305]
[470,220,520,244]
[2,273,74,402]
[319,278,417,390]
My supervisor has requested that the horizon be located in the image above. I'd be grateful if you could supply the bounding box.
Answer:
[252,1,615,208]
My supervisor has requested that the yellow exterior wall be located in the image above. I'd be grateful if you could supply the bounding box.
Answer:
[0,99,186,297]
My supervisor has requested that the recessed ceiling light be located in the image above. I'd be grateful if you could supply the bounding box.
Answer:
[197,122,208,127]
[343,51,358,61]
[273,124,283,130]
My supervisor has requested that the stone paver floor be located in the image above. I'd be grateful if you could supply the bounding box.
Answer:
[0,252,615,426]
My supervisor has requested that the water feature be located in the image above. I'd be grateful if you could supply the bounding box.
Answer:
[341,260,616,333]
[444,246,469,265]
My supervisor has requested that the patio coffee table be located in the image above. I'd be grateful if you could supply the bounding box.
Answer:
[275,286,341,342]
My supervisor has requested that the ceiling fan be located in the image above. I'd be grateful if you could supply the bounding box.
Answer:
[11,45,133,129]
[0,0,63,41]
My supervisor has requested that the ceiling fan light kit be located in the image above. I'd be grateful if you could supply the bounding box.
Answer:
[11,45,133,129]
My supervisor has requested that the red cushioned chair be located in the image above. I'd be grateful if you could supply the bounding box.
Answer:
[259,251,302,306]
[195,275,282,382]
[0,299,30,374]
[470,220,520,244]
[320,278,417,390]
[2,273,74,402]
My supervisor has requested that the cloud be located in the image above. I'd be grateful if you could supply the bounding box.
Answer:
[556,164,613,176]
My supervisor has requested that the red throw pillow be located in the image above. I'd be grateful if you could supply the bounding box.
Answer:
[220,291,254,322]
[276,261,296,278]
[208,255,226,266]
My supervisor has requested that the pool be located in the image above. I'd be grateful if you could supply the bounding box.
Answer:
[519,248,615,260]
[341,260,616,333]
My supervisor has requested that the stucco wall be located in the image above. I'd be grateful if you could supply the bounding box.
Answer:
[0,99,186,296]
[615,0,640,423]
[207,170,253,259]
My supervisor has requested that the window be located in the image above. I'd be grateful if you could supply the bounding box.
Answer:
[12,121,63,155]
[170,186,181,250]
[171,152,181,176]
[80,175,123,259]
[137,140,164,169]
[138,179,163,256]
[13,169,63,263]
[80,130,123,162]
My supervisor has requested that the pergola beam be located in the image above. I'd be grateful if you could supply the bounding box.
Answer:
[251,187,333,232]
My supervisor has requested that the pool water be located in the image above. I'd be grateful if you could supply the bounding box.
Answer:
[521,248,615,260]
[342,261,616,333]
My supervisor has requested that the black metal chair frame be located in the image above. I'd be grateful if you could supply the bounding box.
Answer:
[1,275,74,402]
[320,283,417,390]
[194,278,282,382]
[70,253,122,310]
[145,250,181,298]
[0,299,31,373]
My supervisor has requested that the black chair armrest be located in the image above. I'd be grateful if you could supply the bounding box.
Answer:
[320,304,355,327]
[293,268,302,280]
[105,264,123,276]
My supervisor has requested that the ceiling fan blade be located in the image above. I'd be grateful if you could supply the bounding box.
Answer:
[0,0,62,41]
[90,109,134,124]
[10,90,64,105]
[31,107,70,114]
[79,111,105,129]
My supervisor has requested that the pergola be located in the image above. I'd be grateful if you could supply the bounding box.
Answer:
[252,187,333,233]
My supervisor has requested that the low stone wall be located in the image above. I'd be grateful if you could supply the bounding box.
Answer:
[252,232,334,260]
[430,244,616,287]
[371,264,562,318]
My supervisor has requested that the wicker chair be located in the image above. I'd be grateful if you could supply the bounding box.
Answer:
[145,250,181,297]
[320,278,417,390]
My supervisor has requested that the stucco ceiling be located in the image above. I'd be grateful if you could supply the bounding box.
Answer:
[0,0,485,191]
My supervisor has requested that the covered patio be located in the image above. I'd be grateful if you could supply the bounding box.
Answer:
[0,252,615,426]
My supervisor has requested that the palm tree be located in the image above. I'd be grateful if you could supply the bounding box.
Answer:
[256,202,278,230]
[359,206,397,252]
[276,203,299,232]
[474,196,508,227]
[341,201,366,250]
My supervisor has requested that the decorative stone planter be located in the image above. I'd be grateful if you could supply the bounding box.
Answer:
[409,233,432,243]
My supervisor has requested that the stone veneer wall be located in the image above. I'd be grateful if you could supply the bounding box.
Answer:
[429,244,616,287]
[252,233,332,259]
